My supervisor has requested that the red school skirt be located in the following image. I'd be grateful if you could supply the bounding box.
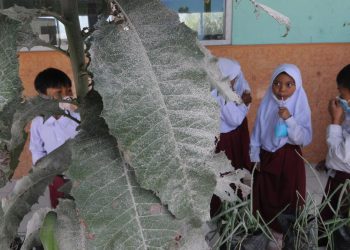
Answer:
[253,144,306,233]
[49,175,65,208]
[215,117,252,171]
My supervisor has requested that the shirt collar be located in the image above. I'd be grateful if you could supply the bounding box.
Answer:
[43,115,73,127]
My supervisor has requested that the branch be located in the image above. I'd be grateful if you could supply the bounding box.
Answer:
[39,10,70,26]
[60,0,89,100]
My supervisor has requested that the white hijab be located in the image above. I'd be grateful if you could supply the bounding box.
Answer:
[251,64,312,152]
[217,58,251,96]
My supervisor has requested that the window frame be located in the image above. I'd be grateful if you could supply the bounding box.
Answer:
[199,0,232,46]
[19,0,233,52]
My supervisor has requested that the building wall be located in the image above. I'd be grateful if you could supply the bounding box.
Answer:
[208,43,350,163]
[19,51,74,97]
[232,0,350,44]
[14,43,350,178]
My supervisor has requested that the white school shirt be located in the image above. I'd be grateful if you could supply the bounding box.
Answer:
[325,124,350,174]
[29,111,80,164]
[211,89,249,133]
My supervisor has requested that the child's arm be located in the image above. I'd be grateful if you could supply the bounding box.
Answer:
[284,115,312,146]
[326,99,350,165]
[29,117,47,165]
[278,107,312,146]
[326,125,350,164]
[220,102,248,128]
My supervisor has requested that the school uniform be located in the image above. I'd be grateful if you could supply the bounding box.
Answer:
[213,58,252,170]
[250,64,312,233]
[210,58,251,217]
[29,111,80,208]
[321,118,350,222]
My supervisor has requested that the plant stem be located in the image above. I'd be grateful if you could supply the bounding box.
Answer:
[60,0,89,100]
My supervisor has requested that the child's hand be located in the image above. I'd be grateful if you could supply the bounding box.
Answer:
[278,107,291,120]
[241,91,252,106]
[328,99,343,125]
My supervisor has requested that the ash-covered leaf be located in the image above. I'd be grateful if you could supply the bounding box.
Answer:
[89,0,232,222]
[0,15,23,187]
[0,15,22,113]
[250,0,291,37]
[66,90,208,249]
[0,149,10,187]
[55,200,87,250]
[0,143,71,248]
[21,208,52,250]
[0,206,4,248]
[0,5,40,23]
[212,152,251,202]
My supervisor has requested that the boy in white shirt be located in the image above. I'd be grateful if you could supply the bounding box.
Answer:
[319,64,350,246]
[29,68,80,208]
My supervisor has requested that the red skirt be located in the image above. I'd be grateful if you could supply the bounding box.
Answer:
[49,175,65,208]
[215,117,252,171]
[253,144,306,233]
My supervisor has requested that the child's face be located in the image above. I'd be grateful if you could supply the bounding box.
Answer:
[45,86,72,99]
[272,73,296,100]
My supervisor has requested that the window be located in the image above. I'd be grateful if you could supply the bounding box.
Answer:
[161,0,232,45]
[18,0,232,51]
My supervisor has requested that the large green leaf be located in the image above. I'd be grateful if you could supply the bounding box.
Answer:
[89,0,232,223]
[40,211,59,250]
[0,143,71,248]
[67,90,208,249]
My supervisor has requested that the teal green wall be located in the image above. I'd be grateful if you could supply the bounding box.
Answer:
[232,0,350,44]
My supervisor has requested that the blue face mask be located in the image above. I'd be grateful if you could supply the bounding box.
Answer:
[275,121,288,138]
[337,96,350,113]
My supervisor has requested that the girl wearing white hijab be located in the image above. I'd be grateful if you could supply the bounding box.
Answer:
[210,58,252,217]
[250,64,312,248]
[212,58,252,168]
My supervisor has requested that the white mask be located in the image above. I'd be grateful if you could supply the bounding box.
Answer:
[59,96,78,112]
